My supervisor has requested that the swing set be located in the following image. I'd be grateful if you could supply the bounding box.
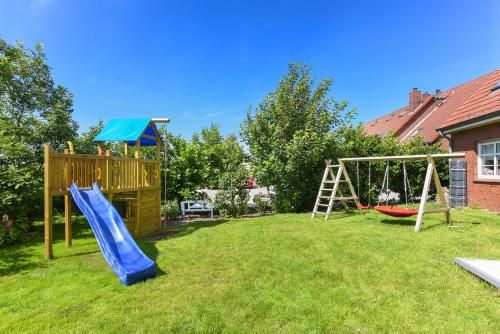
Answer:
[311,153,466,231]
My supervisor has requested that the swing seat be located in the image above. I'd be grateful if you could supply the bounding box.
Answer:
[375,205,418,217]
[357,203,372,210]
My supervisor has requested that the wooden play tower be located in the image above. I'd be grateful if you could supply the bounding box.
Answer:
[44,118,168,259]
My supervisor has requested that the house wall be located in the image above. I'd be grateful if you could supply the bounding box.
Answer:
[438,138,449,150]
[451,122,500,212]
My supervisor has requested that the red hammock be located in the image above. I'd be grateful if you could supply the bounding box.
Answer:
[375,205,418,217]
[357,203,372,210]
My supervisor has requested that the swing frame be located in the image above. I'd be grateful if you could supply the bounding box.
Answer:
[313,153,465,231]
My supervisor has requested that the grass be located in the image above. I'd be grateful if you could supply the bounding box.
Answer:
[1,209,499,333]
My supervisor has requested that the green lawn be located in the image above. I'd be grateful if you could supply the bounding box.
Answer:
[1,209,499,333]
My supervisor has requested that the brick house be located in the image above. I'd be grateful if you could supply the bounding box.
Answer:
[364,69,500,211]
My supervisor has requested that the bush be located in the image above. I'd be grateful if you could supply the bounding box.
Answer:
[162,200,180,220]
[253,194,269,215]
[215,166,250,217]
[0,217,31,246]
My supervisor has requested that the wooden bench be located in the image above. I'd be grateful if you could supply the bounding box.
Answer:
[180,200,214,219]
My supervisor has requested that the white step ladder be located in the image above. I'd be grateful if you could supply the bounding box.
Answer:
[311,160,360,220]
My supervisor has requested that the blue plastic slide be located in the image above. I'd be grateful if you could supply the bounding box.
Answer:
[70,183,157,285]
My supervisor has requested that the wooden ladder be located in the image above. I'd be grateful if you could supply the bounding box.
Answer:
[311,160,360,220]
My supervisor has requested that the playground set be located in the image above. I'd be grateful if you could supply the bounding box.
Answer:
[44,118,168,284]
[311,153,466,231]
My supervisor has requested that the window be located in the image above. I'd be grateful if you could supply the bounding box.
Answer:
[478,140,500,179]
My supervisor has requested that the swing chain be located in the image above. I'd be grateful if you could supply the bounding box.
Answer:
[368,162,371,206]
[403,162,408,206]
[402,162,415,206]
[377,162,390,206]
[356,161,360,200]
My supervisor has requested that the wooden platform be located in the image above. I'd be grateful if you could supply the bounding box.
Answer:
[44,144,161,259]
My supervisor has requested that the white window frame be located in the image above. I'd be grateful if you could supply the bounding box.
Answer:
[477,139,500,179]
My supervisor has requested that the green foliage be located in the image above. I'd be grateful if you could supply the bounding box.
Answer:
[0,39,78,243]
[161,200,180,220]
[253,194,269,215]
[161,124,246,202]
[195,124,246,189]
[74,119,105,154]
[214,165,249,217]
[162,131,206,201]
[339,125,447,205]
[0,219,31,245]
[241,62,355,212]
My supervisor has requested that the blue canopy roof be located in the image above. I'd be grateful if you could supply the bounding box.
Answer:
[93,118,162,146]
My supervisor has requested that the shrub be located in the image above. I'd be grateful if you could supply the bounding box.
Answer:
[0,216,30,246]
[215,166,249,217]
[162,200,180,220]
[253,194,269,215]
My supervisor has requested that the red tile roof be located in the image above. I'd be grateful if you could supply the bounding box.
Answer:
[364,69,500,143]
[363,105,410,137]
[440,69,500,129]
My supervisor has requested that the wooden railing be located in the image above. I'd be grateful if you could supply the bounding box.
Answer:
[46,147,160,195]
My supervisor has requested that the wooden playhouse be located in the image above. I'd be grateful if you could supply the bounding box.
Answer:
[44,118,168,259]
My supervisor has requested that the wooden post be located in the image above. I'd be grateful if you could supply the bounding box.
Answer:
[64,195,72,246]
[44,145,53,259]
[133,131,145,237]
[64,148,73,247]
[429,156,450,224]
[415,160,434,232]
[135,190,141,237]
[67,141,74,154]
[106,150,111,190]
[124,142,129,157]
[135,140,141,159]
[327,165,348,210]
[339,159,360,210]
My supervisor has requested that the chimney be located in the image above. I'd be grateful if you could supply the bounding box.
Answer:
[409,88,422,113]
[435,89,444,99]
[422,91,431,101]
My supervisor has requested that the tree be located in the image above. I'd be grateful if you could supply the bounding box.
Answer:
[241,63,355,212]
[194,124,246,188]
[214,165,250,217]
[159,124,247,202]
[162,132,205,201]
[74,119,105,155]
[0,39,78,243]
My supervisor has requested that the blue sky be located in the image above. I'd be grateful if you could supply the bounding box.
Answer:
[1,0,499,138]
